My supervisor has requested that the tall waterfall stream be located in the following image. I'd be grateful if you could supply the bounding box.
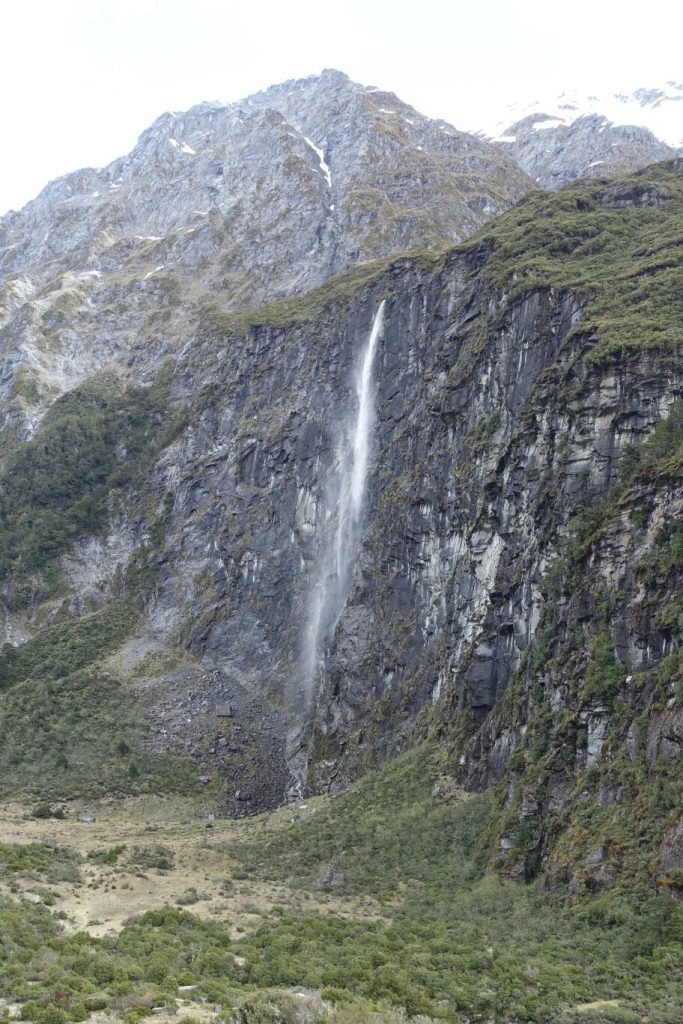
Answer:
[287,301,386,800]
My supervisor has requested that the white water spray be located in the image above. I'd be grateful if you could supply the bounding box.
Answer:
[333,300,385,587]
[300,300,386,704]
[287,302,385,802]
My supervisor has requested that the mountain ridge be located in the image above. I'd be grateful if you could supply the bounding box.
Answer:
[481,81,683,147]
[481,81,682,189]
[0,70,532,442]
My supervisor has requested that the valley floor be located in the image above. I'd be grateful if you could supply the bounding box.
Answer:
[0,795,383,939]
[0,747,681,1024]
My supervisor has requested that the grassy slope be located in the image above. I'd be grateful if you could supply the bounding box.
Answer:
[460,161,683,363]
[0,369,197,800]
[0,368,185,601]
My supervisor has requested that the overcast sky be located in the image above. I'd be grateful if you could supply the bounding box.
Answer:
[1,0,681,214]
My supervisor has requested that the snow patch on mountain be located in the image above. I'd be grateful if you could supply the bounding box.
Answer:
[303,136,332,188]
[480,82,683,148]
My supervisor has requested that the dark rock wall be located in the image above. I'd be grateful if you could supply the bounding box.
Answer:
[138,243,681,810]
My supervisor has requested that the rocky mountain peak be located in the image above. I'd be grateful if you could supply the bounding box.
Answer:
[482,81,682,188]
[0,71,532,439]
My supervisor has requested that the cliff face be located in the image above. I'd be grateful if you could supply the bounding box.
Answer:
[1,162,682,891]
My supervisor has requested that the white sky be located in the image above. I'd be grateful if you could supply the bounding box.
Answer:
[1,0,681,214]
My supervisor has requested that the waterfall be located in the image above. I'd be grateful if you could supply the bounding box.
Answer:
[287,301,385,802]
[301,301,386,700]
[333,299,385,593]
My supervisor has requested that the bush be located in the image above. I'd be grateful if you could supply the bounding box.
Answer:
[31,804,65,820]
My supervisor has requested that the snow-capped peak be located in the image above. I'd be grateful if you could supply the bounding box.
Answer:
[480,82,683,148]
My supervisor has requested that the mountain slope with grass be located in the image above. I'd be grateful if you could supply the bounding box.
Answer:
[0,746,681,1024]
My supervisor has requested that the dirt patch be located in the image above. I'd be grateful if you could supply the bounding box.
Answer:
[0,796,384,938]
[572,1001,622,1011]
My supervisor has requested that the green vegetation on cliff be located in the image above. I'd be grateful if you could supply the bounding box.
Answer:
[463,160,683,362]
[0,368,185,604]
[465,399,683,896]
